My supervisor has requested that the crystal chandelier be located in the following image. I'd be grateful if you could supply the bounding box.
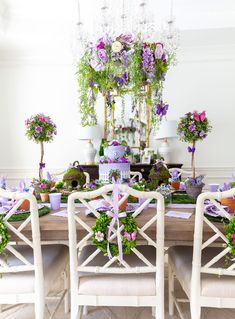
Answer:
[73,0,179,59]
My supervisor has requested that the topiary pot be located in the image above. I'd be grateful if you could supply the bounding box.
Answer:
[171,182,180,190]
[185,184,204,199]
[221,198,235,214]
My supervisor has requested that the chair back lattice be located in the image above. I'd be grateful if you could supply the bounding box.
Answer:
[0,189,43,280]
[193,188,235,281]
[168,168,197,178]
[68,184,165,277]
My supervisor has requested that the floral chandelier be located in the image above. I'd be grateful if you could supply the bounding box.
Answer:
[75,0,178,128]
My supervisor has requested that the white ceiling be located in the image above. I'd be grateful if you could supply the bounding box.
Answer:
[0,0,235,55]
[3,0,235,29]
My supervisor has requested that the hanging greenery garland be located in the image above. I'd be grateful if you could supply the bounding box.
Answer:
[77,33,174,127]
[0,216,10,254]
[92,213,138,257]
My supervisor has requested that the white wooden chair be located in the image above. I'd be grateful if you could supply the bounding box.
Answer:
[67,184,165,319]
[130,171,143,182]
[168,188,235,319]
[0,188,69,319]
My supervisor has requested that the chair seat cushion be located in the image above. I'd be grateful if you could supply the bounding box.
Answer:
[168,246,235,298]
[0,244,68,295]
[77,245,157,296]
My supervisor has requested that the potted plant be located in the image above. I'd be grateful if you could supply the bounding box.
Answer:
[177,111,212,198]
[220,180,235,213]
[25,114,57,181]
[39,180,51,202]
[169,169,181,190]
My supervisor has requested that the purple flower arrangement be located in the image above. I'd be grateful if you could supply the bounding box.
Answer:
[78,33,172,126]
[177,110,212,179]
[25,113,57,143]
[25,114,57,180]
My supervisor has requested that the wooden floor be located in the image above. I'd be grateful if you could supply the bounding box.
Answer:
[1,279,235,319]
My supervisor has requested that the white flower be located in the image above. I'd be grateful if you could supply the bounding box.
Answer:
[95,231,104,242]
[0,235,2,243]
[112,41,123,53]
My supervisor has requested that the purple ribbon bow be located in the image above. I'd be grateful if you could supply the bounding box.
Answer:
[39,162,46,169]
[187,146,196,153]
[106,178,126,261]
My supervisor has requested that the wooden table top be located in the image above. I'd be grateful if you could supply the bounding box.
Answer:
[11,206,225,245]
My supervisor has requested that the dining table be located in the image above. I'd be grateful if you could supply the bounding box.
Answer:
[10,203,226,247]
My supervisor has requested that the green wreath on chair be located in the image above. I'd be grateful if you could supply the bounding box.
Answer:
[92,213,138,257]
[225,216,235,257]
[0,215,10,253]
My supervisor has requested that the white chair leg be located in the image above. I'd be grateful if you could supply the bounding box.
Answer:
[190,303,201,319]
[83,306,88,315]
[151,307,156,318]
[35,297,45,319]
[156,294,164,319]
[78,306,83,319]
[63,270,70,313]
[168,263,175,316]
[71,307,79,319]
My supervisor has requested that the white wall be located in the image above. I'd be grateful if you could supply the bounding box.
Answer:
[0,1,235,186]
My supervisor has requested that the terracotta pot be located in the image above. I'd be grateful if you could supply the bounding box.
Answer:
[221,198,235,214]
[171,182,180,190]
[40,193,49,203]
[185,184,204,199]
[19,200,30,211]
[50,181,56,188]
